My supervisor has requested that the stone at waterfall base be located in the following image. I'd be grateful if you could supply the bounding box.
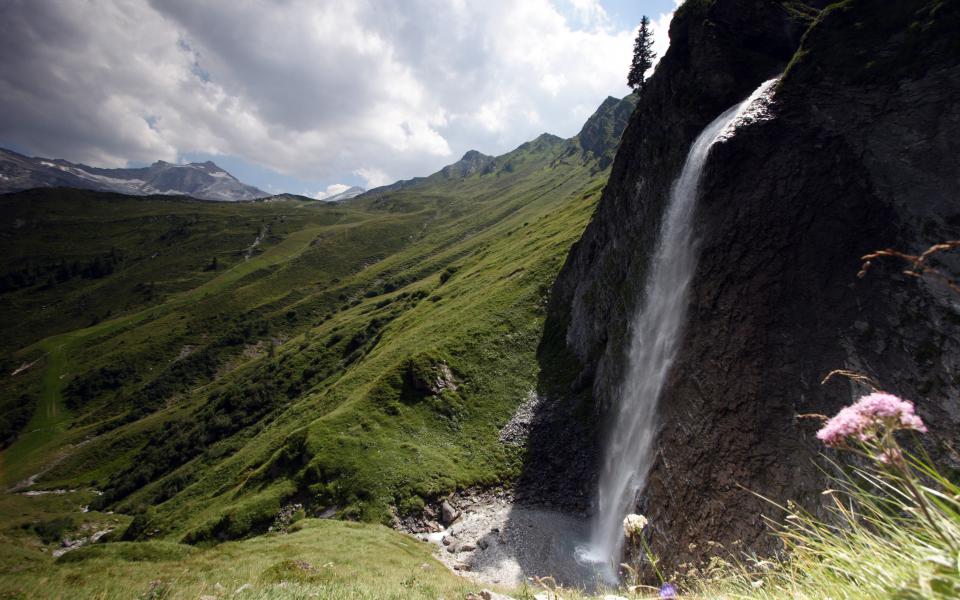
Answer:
[411,491,596,589]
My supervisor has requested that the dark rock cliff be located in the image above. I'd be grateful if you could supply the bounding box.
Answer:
[524,0,960,571]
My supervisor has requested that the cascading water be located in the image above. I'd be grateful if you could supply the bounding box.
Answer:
[580,78,781,581]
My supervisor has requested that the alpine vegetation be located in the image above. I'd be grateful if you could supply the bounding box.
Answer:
[1,0,959,598]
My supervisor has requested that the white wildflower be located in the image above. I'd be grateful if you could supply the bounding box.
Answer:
[623,513,648,538]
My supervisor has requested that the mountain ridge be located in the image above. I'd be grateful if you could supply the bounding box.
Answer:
[0,148,267,201]
[0,90,634,566]
[360,94,635,199]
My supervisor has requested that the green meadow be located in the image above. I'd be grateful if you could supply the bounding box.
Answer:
[0,115,621,596]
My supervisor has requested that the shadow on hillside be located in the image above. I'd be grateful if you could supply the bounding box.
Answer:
[497,326,608,588]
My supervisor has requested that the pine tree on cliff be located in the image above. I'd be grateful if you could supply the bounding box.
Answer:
[627,16,655,92]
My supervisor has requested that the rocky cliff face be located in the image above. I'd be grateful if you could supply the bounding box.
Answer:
[527,0,960,570]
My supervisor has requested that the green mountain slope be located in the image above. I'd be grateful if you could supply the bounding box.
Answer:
[0,94,635,573]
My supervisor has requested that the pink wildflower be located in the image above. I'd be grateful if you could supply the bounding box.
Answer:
[816,392,927,447]
[877,447,904,465]
[816,404,871,447]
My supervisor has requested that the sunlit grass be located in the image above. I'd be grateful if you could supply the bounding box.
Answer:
[0,519,472,600]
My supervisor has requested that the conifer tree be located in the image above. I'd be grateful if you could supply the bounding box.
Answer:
[627,16,656,92]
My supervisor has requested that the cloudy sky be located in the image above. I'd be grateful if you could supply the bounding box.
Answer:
[0,0,677,198]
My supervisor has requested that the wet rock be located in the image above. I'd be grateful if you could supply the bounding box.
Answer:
[441,500,460,525]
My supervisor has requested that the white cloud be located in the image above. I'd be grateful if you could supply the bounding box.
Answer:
[0,0,656,188]
[354,168,392,189]
[315,183,351,200]
[567,0,610,28]
[540,73,569,96]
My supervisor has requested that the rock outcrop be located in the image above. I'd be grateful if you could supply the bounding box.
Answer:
[526,0,960,571]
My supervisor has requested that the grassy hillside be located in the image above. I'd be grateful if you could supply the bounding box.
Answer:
[0,495,470,599]
[0,96,633,591]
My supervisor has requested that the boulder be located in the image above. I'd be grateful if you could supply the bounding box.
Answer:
[440,500,459,525]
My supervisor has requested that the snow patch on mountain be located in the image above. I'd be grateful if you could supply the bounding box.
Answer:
[0,148,267,201]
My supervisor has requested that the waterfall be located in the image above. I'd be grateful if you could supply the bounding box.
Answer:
[581,78,780,580]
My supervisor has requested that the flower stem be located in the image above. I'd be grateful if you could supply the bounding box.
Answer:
[880,434,957,553]
[637,534,664,584]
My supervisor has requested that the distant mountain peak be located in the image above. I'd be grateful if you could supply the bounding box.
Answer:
[441,150,496,179]
[534,132,562,142]
[0,148,266,201]
[321,185,365,202]
[597,95,621,109]
[575,93,638,168]
[363,94,636,195]
[460,149,489,161]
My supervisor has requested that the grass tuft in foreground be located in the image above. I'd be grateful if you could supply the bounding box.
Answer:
[687,397,960,599]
